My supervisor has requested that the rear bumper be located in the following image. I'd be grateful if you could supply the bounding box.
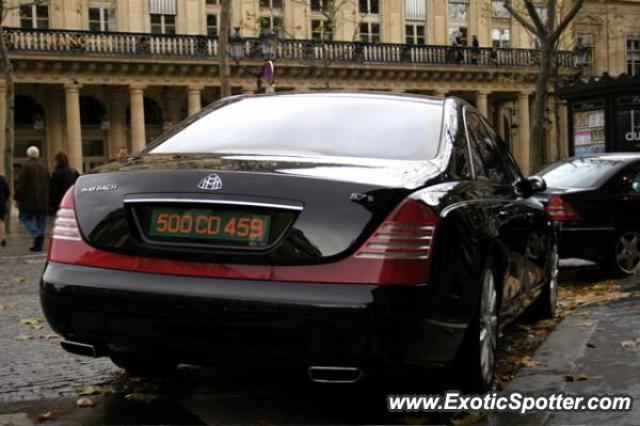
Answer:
[41,262,467,375]
[558,226,615,261]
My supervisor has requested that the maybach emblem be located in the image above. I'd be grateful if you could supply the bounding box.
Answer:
[198,174,223,191]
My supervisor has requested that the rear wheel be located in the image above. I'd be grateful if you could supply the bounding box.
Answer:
[608,231,640,276]
[110,352,178,377]
[528,243,559,320]
[454,259,499,393]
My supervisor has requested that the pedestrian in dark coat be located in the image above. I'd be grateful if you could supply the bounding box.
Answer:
[0,174,9,247]
[14,146,50,252]
[49,152,79,213]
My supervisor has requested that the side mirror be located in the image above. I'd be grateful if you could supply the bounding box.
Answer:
[529,175,547,193]
[515,176,547,197]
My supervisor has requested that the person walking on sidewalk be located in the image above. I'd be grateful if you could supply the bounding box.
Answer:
[14,146,50,252]
[49,152,79,213]
[0,173,9,247]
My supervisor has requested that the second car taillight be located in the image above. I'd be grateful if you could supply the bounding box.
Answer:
[546,196,582,222]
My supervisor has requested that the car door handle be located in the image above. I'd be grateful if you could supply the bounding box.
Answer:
[526,212,536,219]
[497,210,509,218]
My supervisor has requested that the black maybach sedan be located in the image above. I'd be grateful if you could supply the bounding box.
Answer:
[41,92,557,392]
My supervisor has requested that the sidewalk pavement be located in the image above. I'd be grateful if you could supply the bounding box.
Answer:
[0,218,53,257]
[486,274,640,426]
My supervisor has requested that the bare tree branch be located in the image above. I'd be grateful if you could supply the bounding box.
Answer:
[523,0,547,34]
[552,0,585,42]
[503,0,541,38]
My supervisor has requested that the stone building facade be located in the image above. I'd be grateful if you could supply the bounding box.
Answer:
[0,0,636,176]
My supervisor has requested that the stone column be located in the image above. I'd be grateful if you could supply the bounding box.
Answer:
[517,92,532,176]
[475,90,491,119]
[187,86,203,117]
[109,89,127,158]
[0,85,5,175]
[129,85,146,153]
[64,83,83,173]
[47,89,65,168]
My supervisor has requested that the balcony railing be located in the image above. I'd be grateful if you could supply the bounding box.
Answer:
[3,28,577,70]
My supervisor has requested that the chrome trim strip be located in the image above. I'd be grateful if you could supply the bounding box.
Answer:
[123,197,304,211]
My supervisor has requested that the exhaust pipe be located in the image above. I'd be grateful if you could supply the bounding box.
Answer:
[308,366,363,384]
[60,340,102,358]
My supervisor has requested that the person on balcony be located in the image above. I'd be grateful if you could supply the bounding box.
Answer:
[14,146,49,252]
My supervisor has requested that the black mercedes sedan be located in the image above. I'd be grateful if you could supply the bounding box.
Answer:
[41,92,557,392]
[536,153,640,275]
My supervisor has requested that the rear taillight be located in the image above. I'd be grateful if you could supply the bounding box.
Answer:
[48,187,81,260]
[546,196,582,222]
[356,199,436,260]
[52,208,81,241]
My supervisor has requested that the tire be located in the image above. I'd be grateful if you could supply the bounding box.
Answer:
[110,352,178,377]
[607,231,640,276]
[528,243,559,320]
[454,258,499,393]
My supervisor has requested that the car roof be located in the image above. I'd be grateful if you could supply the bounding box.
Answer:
[568,153,640,162]
[228,90,447,106]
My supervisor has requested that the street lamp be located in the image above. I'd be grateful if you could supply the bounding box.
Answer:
[229,27,245,62]
[573,37,589,69]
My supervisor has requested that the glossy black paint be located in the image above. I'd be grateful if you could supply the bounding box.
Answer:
[536,153,640,262]
[41,92,556,375]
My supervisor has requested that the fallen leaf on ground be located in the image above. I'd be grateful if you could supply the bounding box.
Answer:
[76,397,97,408]
[77,385,109,396]
[564,373,589,382]
[11,276,25,284]
[38,410,57,421]
[0,303,17,311]
[577,320,596,327]
[39,334,59,341]
[621,337,640,348]
[124,393,164,402]
[519,356,544,368]
[20,317,45,330]
[15,334,33,341]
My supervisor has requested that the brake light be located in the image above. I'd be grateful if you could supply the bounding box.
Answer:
[48,187,81,260]
[356,199,436,260]
[546,196,582,221]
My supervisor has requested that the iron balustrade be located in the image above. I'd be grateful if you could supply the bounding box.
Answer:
[3,27,576,70]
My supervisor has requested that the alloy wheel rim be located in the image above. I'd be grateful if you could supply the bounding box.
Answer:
[479,269,498,387]
[615,232,640,274]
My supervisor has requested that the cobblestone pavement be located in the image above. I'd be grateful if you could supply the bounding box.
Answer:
[0,251,119,404]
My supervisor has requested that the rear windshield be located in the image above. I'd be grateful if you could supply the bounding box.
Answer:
[538,158,623,188]
[146,94,444,161]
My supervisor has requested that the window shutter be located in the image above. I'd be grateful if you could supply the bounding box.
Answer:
[150,0,176,15]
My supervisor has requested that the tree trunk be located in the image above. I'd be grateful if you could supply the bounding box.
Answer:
[219,0,232,98]
[529,43,554,173]
[0,18,15,231]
